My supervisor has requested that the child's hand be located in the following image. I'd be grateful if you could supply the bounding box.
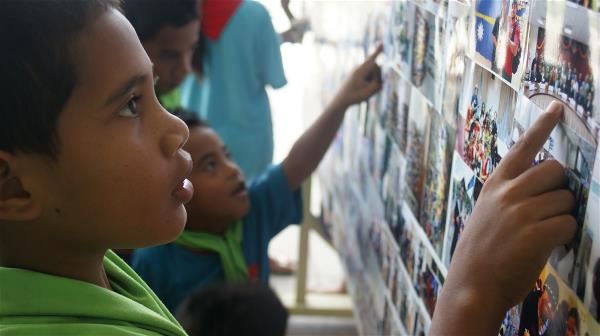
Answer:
[334,45,383,108]
[431,101,577,335]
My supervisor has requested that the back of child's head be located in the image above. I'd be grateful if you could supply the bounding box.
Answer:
[0,0,119,156]
[121,0,198,43]
[175,282,289,336]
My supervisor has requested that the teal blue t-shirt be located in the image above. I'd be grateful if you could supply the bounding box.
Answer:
[130,164,302,312]
[181,0,287,181]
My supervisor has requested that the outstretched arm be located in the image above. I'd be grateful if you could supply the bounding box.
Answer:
[281,0,294,22]
[431,101,576,335]
[282,46,383,190]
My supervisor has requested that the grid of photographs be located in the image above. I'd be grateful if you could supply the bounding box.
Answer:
[308,0,600,334]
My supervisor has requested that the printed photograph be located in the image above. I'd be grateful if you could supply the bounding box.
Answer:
[522,1,600,141]
[415,251,443,317]
[509,267,600,336]
[459,63,516,182]
[404,88,433,217]
[419,112,455,254]
[391,77,412,154]
[442,152,483,267]
[411,4,444,109]
[390,0,414,75]
[472,0,530,88]
[442,11,470,128]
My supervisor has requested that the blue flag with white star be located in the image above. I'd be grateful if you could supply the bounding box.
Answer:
[475,0,502,62]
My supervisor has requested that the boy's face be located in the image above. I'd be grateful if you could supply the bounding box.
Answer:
[3,10,194,249]
[142,20,199,95]
[184,126,251,232]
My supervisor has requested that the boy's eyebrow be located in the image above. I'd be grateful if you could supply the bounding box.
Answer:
[199,152,217,163]
[104,74,149,107]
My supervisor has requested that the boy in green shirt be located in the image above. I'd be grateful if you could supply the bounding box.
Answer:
[0,1,192,334]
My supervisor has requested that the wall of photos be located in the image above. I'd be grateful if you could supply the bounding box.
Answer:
[306,0,600,335]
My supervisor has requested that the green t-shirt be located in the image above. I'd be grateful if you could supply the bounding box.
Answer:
[0,250,187,336]
[159,88,183,113]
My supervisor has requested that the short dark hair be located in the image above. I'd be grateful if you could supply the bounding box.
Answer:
[122,0,199,42]
[0,0,120,156]
[176,283,289,336]
[172,108,209,129]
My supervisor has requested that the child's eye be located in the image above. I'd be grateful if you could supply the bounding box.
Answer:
[202,160,217,172]
[118,95,142,118]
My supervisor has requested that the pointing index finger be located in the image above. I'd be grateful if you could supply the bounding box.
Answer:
[497,101,563,179]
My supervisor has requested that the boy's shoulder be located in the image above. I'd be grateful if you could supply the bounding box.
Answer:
[248,163,287,193]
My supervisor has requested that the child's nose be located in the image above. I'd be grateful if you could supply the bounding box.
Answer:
[160,113,189,158]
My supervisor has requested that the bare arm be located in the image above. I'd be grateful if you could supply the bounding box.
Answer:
[431,101,576,335]
[281,0,294,22]
[282,47,382,190]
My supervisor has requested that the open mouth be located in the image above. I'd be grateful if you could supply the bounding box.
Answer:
[173,178,194,203]
[231,181,247,197]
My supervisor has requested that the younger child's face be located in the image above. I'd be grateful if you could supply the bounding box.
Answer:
[9,10,194,249]
[142,20,199,95]
[184,126,251,233]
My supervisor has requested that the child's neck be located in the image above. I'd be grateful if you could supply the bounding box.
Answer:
[0,229,112,289]
[185,217,237,236]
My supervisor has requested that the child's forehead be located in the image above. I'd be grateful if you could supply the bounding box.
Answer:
[186,127,225,156]
[72,10,152,102]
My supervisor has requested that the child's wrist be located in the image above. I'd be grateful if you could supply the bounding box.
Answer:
[444,278,509,329]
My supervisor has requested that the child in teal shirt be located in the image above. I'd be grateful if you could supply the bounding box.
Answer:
[0,1,192,334]
[181,0,287,180]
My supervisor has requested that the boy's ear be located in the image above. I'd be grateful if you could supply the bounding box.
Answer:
[0,152,41,221]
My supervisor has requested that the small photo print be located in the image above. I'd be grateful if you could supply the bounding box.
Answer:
[472,0,530,88]
[411,4,445,109]
[404,88,433,217]
[383,144,406,242]
[415,251,444,317]
[390,0,415,75]
[441,151,483,267]
[511,266,600,336]
[419,113,456,254]
[581,146,600,320]
[392,77,412,154]
[441,12,471,127]
[458,63,516,182]
[522,1,600,141]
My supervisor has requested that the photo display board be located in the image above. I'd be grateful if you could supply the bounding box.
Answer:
[308,0,600,335]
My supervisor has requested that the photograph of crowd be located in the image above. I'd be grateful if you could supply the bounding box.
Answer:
[523,25,599,140]
[459,63,516,182]
[473,0,530,87]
